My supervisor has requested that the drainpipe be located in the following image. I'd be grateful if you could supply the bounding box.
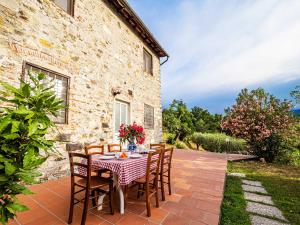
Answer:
[160,56,169,66]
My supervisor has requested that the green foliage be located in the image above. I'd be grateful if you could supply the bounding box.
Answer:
[164,133,176,145]
[162,100,194,141]
[191,107,222,133]
[222,88,294,162]
[174,141,188,149]
[0,72,64,224]
[291,85,300,104]
[162,100,222,141]
[220,175,250,225]
[190,132,247,153]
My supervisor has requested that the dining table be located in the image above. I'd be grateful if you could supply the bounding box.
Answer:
[79,153,150,214]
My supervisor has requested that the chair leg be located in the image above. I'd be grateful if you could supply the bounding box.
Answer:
[155,179,159,208]
[91,190,96,207]
[146,186,151,217]
[68,184,75,224]
[81,188,89,225]
[168,170,172,195]
[160,173,165,201]
[137,184,141,199]
[109,180,114,215]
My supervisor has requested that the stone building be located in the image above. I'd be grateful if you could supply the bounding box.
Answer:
[0,0,168,179]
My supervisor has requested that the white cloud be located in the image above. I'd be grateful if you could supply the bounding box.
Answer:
[158,0,300,102]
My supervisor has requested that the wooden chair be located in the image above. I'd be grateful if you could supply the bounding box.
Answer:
[108,144,122,152]
[159,147,174,201]
[68,152,114,225]
[84,145,104,155]
[133,148,162,217]
[150,143,166,149]
[84,145,111,178]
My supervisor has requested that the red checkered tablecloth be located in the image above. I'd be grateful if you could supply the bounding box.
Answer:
[78,155,149,186]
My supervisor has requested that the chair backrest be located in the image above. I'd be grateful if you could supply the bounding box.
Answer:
[161,147,174,173]
[146,148,163,184]
[84,145,104,155]
[150,143,166,149]
[108,144,122,152]
[68,152,91,187]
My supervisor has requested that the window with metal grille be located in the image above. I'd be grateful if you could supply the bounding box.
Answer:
[143,48,153,75]
[144,104,154,129]
[53,0,74,15]
[22,62,69,124]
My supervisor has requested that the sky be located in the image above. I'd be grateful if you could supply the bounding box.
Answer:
[127,0,300,114]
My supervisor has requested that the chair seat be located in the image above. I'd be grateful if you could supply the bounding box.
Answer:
[76,176,110,189]
[134,174,155,184]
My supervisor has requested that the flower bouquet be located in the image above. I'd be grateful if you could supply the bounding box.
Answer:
[119,122,145,152]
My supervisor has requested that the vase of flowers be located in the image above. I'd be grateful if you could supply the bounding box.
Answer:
[119,122,145,152]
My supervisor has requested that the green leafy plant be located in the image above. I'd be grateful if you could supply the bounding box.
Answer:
[162,100,195,141]
[174,141,188,149]
[221,88,294,162]
[0,72,64,224]
[191,132,247,153]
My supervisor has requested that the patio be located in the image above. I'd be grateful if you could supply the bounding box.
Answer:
[8,150,249,225]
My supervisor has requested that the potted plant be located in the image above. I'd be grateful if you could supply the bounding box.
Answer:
[118,122,145,152]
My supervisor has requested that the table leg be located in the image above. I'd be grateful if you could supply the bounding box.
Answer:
[112,173,125,214]
[97,193,106,211]
[118,186,125,214]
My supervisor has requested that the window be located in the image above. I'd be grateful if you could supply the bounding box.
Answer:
[22,62,69,124]
[144,104,154,129]
[143,48,153,75]
[53,0,74,15]
[114,101,130,142]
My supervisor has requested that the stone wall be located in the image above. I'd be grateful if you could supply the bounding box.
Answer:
[0,0,163,180]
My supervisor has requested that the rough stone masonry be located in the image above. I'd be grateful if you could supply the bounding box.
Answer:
[0,0,165,180]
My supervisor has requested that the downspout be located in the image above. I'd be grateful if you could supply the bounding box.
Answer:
[160,56,169,66]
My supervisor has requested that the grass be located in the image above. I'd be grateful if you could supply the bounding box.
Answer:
[220,176,251,225]
[222,161,300,225]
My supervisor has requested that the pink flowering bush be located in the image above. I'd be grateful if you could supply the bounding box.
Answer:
[119,122,145,145]
[221,88,294,162]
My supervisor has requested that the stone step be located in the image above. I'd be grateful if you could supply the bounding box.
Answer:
[251,215,290,225]
[242,179,263,187]
[242,184,268,194]
[246,202,288,222]
[244,192,274,205]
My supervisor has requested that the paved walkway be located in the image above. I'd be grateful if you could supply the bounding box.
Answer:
[9,150,251,225]
[229,173,290,225]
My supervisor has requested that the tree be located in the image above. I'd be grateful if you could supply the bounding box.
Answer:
[221,88,293,162]
[291,85,300,104]
[191,107,222,133]
[162,100,194,141]
[0,72,64,224]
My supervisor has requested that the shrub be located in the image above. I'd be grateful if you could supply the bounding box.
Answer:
[221,88,294,162]
[165,133,176,145]
[175,141,188,149]
[0,72,64,224]
[191,133,247,153]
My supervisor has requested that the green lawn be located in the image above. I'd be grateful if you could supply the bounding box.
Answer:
[221,161,300,225]
[220,175,251,225]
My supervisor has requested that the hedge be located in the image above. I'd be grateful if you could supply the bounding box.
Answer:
[191,132,247,153]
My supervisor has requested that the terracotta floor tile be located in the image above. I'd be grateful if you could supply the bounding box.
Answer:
[141,207,169,224]
[116,212,148,225]
[161,201,184,215]
[16,205,49,224]
[162,213,189,225]
[164,193,182,203]
[23,214,63,225]
[180,208,219,225]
